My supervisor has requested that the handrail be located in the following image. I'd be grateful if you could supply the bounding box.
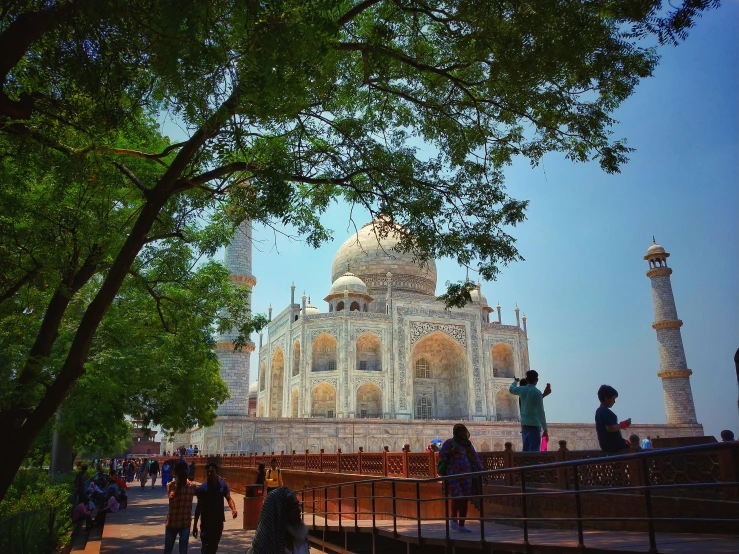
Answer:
[295,440,735,493]
[294,441,739,553]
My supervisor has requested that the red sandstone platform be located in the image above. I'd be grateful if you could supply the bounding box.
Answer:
[309,515,738,553]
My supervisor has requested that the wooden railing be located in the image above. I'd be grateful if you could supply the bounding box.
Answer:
[198,440,739,490]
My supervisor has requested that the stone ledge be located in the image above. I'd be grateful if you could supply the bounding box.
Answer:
[217,341,256,352]
[229,274,257,287]
[646,267,673,278]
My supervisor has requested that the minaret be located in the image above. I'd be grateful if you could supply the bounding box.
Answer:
[215,220,256,416]
[644,239,697,424]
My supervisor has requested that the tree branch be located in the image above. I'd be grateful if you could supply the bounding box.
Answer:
[112,162,150,197]
[337,0,384,26]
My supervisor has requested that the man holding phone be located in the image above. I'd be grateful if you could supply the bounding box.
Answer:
[509,370,549,452]
[595,385,631,453]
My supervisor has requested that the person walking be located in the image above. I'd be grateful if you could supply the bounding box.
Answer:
[246,487,309,554]
[509,370,548,452]
[438,424,483,533]
[595,385,630,453]
[193,462,237,553]
[149,458,160,489]
[162,461,172,489]
[264,458,283,495]
[164,461,197,554]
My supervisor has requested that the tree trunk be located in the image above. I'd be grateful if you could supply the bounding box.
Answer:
[49,412,74,476]
[0,193,169,499]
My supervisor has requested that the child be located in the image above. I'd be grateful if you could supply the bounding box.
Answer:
[595,385,630,453]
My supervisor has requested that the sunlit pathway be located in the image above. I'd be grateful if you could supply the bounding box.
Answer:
[100,483,254,553]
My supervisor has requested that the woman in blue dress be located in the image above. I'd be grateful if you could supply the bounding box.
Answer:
[438,424,484,533]
[161,461,171,489]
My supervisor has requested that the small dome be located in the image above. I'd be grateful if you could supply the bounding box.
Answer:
[469,287,488,307]
[646,243,665,256]
[304,302,321,315]
[248,381,258,395]
[328,272,368,297]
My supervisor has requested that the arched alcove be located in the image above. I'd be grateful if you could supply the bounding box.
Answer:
[312,333,337,372]
[411,331,468,419]
[291,388,299,418]
[259,361,266,391]
[269,349,284,418]
[336,301,344,312]
[415,396,432,419]
[350,301,360,311]
[356,333,381,371]
[356,382,382,417]
[292,341,301,376]
[311,382,336,418]
[495,389,518,421]
[492,343,515,378]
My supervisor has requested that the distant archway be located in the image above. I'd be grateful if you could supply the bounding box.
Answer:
[311,383,336,417]
[356,333,381,371]
[411,331,467,419]
[495,389,517,421]
[292,341,301,376]
[356,382,382,417]
[312,333,337,372]
[492,343,515,378]
[270,348,284,418]
[291,388,299,418]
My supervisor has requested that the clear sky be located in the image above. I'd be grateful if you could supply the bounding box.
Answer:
[165,5,738,439]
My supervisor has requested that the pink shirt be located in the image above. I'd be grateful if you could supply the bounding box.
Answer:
[72,503,91,522]
[107,496,120,512]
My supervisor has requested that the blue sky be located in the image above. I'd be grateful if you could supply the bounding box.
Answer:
[165,5,738,439]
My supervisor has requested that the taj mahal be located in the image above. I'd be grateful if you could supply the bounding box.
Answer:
[168,219,703,455]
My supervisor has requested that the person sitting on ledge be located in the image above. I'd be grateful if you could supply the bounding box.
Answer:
[628,434,642,451]
[720,430,735,442]
[595,385,630,454]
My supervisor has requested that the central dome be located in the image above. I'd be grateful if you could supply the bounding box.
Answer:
[332,220,437,297]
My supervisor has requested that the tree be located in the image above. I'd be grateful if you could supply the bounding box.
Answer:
[0,0,719,499]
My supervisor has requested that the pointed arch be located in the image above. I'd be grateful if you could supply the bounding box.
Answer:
[292,340,301,376]
[311,382,336,417]
[312,333,337,372]
[356,332,381,371]
[411,331,467,419]
[269,348,285,418]
[291,388,299,418]
[495,389,517,421]
[492,343,515,378]
[356,382,382,417]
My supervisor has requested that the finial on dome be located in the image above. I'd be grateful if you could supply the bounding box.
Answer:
[515,304,520,312]
[291,282,296,290]
[347,262,350,273]
[652,236,656,244]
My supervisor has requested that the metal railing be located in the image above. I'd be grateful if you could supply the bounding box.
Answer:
[294,442,739,553]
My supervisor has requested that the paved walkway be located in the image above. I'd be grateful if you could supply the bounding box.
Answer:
[100,483,254,553]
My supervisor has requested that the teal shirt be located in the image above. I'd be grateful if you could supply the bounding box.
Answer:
[508,380,548,430]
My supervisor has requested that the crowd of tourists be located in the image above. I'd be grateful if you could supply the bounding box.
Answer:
[71,459,130,531]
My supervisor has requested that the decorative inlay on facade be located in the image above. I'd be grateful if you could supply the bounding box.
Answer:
[311,377,338,389]
[310,328,339,339]
[304,312,391,320]
[362,273,435,295]
[410,322,466,348]
[397,307,482,412]
[355,377,385,390]
[483,323,522,332]
[353,327,383,340]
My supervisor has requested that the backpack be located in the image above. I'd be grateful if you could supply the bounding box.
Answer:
[436,448,451,476]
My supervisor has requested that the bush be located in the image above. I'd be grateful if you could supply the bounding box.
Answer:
[0,468,73,553]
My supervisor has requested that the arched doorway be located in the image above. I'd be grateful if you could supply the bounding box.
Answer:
[292,341,301,376]
[291,388,299,418]
[492,343,515,378]
[411,332,468,419]
[311,383,336,418]
[356,382,382,417]
[356,333,381,371]
[495,389,518,421]
[270,348,284,418]
[312,333,337,372]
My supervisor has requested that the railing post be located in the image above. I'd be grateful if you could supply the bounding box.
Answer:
[320,448,324,472]
[305,449,309,471]
[504,442,514,486]
[557,440,569,489]
[280,450,284,468]
[638,455,658,554]
[383,446,389,477]
[358,447,363,475]
[337,448,342,473]
[718,442,739,495]
[391,480,397,537]
[572,464,584,548]
[402,444,410,478]
[520,468,529,547]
